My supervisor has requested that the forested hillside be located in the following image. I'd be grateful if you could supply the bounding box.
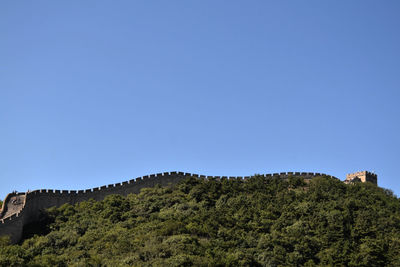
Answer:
[1,176,399,266]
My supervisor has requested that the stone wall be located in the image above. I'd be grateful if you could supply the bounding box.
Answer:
[0,171,337,244]
[345,171,377,185]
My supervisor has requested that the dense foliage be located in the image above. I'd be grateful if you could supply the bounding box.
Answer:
[1,176,400,266]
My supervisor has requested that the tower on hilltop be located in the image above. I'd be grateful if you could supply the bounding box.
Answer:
[344,171,377,185]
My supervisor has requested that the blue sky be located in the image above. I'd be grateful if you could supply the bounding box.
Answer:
[1,1,399,198]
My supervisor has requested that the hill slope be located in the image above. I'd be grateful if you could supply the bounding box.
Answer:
[0,176,399,266]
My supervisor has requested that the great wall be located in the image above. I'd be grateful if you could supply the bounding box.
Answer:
[0,171,375,244]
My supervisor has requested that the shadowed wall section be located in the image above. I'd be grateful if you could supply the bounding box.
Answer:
[0,171,337,244]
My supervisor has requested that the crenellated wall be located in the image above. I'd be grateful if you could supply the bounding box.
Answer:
[0,171,337,244]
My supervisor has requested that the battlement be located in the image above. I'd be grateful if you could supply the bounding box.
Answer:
[0,171,341,244]
[344,171,377,185]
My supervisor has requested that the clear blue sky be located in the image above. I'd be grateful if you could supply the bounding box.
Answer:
[1,1,400,198]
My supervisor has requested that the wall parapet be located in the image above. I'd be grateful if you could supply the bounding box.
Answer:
[0,171,337,244]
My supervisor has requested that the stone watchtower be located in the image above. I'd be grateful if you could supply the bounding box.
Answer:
[344,171,377,185]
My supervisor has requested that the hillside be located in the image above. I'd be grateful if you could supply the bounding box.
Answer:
[0,176,399,266]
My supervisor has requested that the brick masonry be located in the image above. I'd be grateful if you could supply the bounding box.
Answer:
[0,171,356,244]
